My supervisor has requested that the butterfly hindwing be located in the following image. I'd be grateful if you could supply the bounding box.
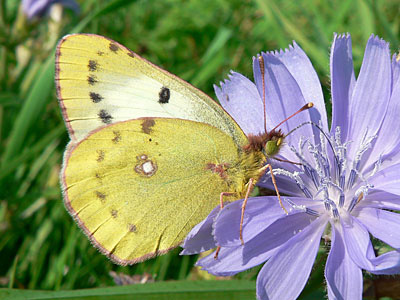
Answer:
[62,118,245,265]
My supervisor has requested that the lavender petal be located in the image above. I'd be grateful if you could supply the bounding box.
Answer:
[346,35,391,158]
[271,42,328,131]
[214,72,264,135]
[355,207,400,249]
[180,205,219,255]
[330,33,355,141]
[256,215,327,300]
[325,220,362,300]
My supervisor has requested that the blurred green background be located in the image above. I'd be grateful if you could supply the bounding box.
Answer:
[0,0,399,298]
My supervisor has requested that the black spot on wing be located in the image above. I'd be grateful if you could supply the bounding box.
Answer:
[128,223,137,233]
[90,92,103,103]
[159,87,170,104]
[96,150,105,162]
[96,191,106,202]
[88,60,98,71]
[141,119,155,134]
[109,43,119,52]
[99,109,112,124]
[88,75,97,85]
[112,131,121,143]
[127,52,135,58]
[97,51,104,56]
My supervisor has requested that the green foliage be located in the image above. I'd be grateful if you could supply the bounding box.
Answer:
[0,0,399,298]
[1,280,256,299]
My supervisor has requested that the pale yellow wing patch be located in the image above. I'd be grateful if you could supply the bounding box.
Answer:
[56,34,246,147]
[62,118,246,265]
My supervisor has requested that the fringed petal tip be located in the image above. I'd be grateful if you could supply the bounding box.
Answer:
[334,32,351,40]
[252,43,299,62]
[368,33,390,48]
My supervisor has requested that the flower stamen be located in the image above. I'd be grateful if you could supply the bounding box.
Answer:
[348,129,377,189]
[268,124,379,220]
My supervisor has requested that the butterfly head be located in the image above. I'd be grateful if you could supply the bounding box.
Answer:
[242,102,314,159]
[243,129,284,158]
[264,134,283,157]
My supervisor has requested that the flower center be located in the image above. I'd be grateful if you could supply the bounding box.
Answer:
[265,126,381,219]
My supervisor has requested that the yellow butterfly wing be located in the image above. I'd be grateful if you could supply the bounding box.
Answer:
[55,34,245,147]
[62,118,248,265]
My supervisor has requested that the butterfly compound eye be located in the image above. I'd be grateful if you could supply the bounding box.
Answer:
[264,140,280,157]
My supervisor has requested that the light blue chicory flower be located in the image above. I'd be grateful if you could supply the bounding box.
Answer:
[22,0,79,19]
[181,34,400,300]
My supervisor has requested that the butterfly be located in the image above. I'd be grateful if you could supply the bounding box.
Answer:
[56,34,312,265]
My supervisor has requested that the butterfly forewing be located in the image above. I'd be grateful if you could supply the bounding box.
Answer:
[56,34,246,147]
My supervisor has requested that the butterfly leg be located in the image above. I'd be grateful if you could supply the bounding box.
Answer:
[214,246,221,259]
[239,164,288,245]
[214,192,235,260]
[238,164,269,245]
[239,178,255,245]
[274,156,302,166]
[266,163,288,215]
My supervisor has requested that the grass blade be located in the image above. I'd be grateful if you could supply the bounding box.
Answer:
[0,280,256,300]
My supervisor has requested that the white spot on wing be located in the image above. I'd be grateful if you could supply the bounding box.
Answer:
[134,154,157,177]
[142,161,154,173]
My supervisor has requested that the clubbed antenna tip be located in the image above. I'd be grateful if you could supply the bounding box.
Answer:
[302,102,314,110]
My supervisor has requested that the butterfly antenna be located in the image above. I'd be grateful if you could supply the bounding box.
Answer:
[285,121,339,167]
[270,102,314,132]
[258,55,267,134]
